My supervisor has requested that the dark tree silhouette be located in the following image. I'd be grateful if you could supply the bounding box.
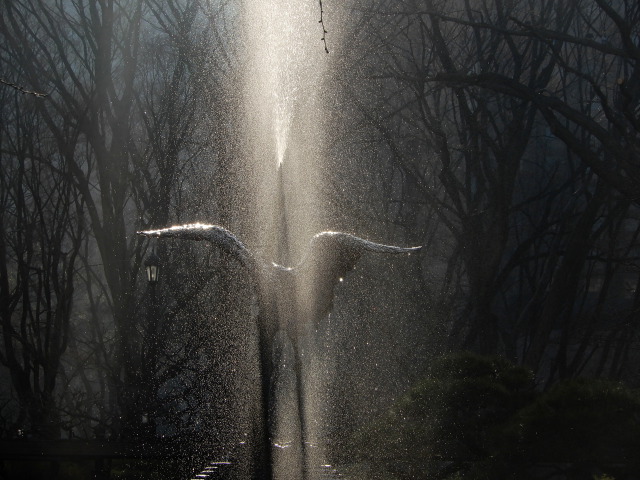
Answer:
[0,90,85,439]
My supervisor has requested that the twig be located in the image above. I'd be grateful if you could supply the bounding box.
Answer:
[319,0,329,53]
[0,78,48,97]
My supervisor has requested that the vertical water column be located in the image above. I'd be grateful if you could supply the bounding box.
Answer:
[242,0,332,478]
[242,0,328,259]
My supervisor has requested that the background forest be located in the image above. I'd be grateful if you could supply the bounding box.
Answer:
[1,0,639,478]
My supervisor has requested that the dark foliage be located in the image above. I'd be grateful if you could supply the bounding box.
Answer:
[345,352,640,480]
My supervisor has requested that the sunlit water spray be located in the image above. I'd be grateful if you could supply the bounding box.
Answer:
[243,0,333,478]
[245,0,311,169]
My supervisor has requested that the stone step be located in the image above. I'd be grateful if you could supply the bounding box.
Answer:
[190,460,348,479]
[189,461,232,480]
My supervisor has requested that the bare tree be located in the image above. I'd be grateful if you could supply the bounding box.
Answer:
[429,0,640,202]
[0,0,240,438]
[333,0,640,383]
[0,89,85,439]
[338,0,571,353]
[420,0,640,374]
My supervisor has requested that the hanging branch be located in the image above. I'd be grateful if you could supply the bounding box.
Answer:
[0,78,48,97]
[319,0,329,53]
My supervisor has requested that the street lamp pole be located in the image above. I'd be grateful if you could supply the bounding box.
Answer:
[142,249,161,439]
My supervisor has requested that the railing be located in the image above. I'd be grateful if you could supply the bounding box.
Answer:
[188,461,232,479]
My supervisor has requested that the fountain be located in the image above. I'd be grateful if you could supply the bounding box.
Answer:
[137,1,422,478]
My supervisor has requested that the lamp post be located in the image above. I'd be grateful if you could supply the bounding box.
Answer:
[142,250,161,439]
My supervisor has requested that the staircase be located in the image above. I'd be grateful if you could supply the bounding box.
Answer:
[189,461,348,479]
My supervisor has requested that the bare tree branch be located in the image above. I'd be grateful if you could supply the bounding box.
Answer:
[0,77,47,97]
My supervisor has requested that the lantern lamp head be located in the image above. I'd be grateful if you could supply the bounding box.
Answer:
[145,250,161,284]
